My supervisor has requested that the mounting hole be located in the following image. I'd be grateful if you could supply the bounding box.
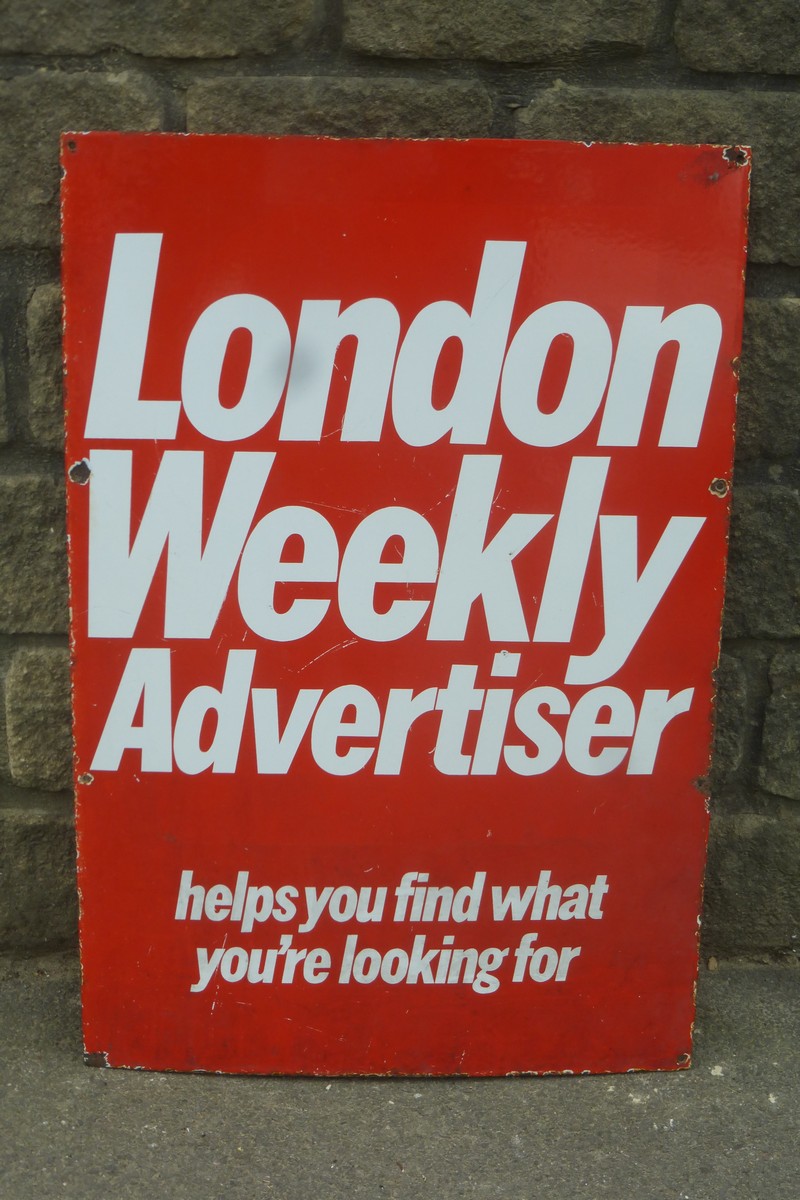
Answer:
[709,477,729,498]
[723,145,748,167]
[66,139,77,153]
[68,459,91,485]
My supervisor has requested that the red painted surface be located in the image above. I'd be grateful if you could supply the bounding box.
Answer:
[61,135,749,1075]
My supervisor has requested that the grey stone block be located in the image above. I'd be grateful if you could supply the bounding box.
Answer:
[723,484,800,638]
[343,0,659,61]
[0,72,162,250]
[736,298,800,463]
[26,283,64,451]
[5,648,72,791]
[0,0,316,56]
[0,332,9,445]
[703,813,800,955]
[0,474,68,634]
[516,84,800,265]
[187,77,493,139]
[675,0,800,75]
[0,808,77,950]
[712,653,747,779]
[759,652,800,801]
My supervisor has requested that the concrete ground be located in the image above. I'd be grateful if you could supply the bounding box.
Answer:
[0,954,796,1200]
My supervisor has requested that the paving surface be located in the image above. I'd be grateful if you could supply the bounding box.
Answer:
[0,954,797,1199]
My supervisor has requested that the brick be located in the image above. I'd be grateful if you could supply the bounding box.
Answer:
[711,653,747,780]
[516,84,800,265]
[0,651,12,782]
[26,283,64,451]
[0,333,9,445]
[0,0,316,57]
[702,813,800,955]
[759,652,800,801]
[0,72,162,250]
[343,0,659,61]
[723,485,800,638]
[0,474,68,634]
[675,0,800,75]
[736,299,800,463]
[187,77,493,139]
[0,808,77,950]
[5,648,72,792]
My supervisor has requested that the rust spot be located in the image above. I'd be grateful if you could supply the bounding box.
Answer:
[709,477,729,498]
[723,146,748,168]
[84,1050,109,1068]
[68,459,91,485]
[77,772,94,786]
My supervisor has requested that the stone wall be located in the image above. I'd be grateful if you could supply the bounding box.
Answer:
[0,0,797,958]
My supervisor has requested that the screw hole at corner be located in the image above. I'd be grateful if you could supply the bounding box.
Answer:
[709,477,729,498]
[723,145,747,168]
[66,139,77,153]
[68,459,91,485]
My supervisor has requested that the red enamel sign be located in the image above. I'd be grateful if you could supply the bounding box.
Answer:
[62,135,749,1075]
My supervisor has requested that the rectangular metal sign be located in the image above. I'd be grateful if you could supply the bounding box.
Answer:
[62,135,749,1075]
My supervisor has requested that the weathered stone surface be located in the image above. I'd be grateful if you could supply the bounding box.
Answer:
[711,653,747,779]
[26,283,64,451]
[516,84,800,265]
[0,651,12,782]
[0,475,68,634]
[675,0,800,75]
[736,299,800,463]
[5,648,72,791]
[723,485,800,638]
[759,652,800,801]
[0,808,77,950]
[188,77,493,138]
[0,0,316,57]
[0,332,9,445]
[703,813,800,954]
[0,72,162,250]
[344,0,659,61]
